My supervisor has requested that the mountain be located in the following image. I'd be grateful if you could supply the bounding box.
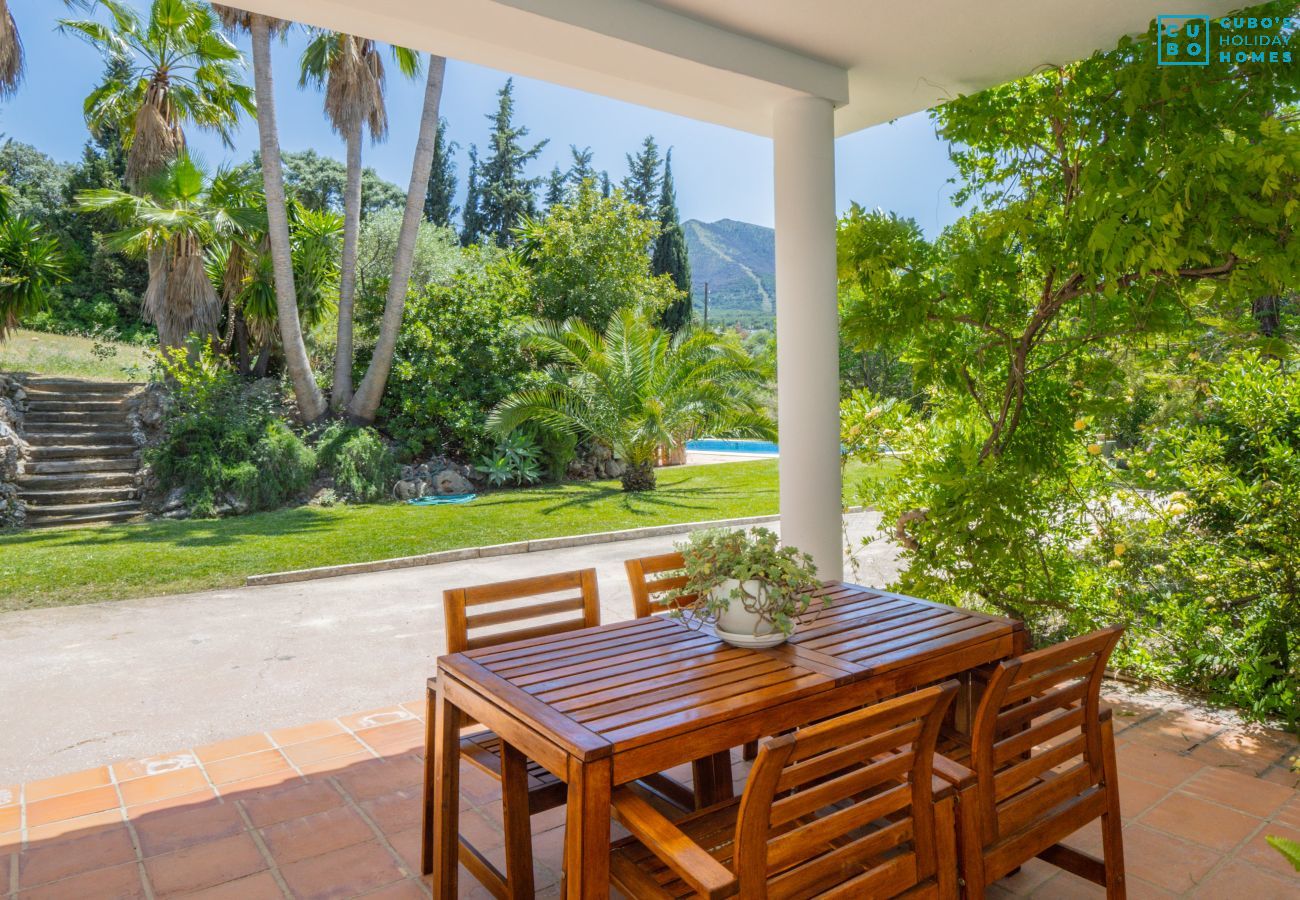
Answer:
[682,219,775,328]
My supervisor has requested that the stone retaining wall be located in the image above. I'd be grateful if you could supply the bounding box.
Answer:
[0,373,29,529]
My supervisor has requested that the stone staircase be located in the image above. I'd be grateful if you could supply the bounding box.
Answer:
[17,378,143,528]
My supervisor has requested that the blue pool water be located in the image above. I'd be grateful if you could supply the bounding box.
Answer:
[686,438,780,455]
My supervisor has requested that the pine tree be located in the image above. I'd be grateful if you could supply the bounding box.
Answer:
[567,145,595,189]
[423,117,458,227]
[622,135,661,211]
[652,149,692,332]
[460,144,485,245]
[544,165,566,209]
[477,78,547,245]
[600,171,611,198]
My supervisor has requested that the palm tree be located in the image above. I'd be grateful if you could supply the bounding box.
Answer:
[59,0,254,190]
[348,54,446,424]
[0,186,68,339]
[1,1,95,98]
[211,4,325,420]
[76,153,260,352]
[489,310,775,491]
[299,29,420,412]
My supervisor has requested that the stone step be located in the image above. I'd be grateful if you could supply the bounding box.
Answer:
[24,501,142,528]
[20,485,138,506]
[27,443,138,460]
[18,471,136,490]
[23,379,140,396]
[25,410,130,426]
[23,398,129,413]
[26,457,139,475]
[23,430,135,445]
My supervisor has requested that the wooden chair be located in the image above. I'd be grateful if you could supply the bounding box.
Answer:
[625,552,757,799]
[938,625,1126,899]
[442,569,601,899]
[608,680,962,899]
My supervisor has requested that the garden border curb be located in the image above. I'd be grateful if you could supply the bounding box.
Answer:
[245,506,868,587]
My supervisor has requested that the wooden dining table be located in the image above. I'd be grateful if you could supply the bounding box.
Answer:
[421,581,1025,899]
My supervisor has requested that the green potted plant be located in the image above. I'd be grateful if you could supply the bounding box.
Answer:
[665,527,825,648]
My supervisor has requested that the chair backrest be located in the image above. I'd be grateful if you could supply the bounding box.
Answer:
[967,625,1123,848]
[443,569,601,654]
[624,551,696,619]
[732,681,959,899]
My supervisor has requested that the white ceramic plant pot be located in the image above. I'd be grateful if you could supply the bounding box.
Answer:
[712,578,788,648]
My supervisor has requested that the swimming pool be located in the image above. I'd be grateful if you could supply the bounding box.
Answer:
[685,438,780,455]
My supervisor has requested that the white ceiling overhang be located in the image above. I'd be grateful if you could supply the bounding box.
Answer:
[234,0,1243,135]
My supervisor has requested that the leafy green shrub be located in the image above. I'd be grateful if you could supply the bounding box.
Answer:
[316,423,398,502]
[475,433,542,487]
[230,422,317,512]
[379,257,538,459]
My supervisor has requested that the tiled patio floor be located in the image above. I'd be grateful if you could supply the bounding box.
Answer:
[3,686,1298,899]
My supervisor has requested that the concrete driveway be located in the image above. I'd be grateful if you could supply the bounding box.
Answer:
[0,512,898,782]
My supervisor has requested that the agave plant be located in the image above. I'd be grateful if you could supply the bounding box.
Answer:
[489,310,775,491]
[76,153,260,351]
[60,0,254,189]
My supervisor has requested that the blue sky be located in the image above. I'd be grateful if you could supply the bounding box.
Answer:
[3,0,963,235]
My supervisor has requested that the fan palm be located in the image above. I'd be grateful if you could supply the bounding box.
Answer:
[1,1,95,98]
[76,153,260,352]
[210,4,326,420]
[299,28,421,412]
[59,0,254,190]
[490,310,775,491]
[0,185,68,340]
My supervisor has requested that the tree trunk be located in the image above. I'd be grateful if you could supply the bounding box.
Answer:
[331,116,363,411]
[250,15,326,422]
[621,462,657,492]
[347,56,446,424]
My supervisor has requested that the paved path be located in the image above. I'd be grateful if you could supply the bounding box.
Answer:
[0,512,898,782]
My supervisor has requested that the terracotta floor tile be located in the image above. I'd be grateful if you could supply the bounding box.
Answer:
[280,733,367,767]
[1179,766,1294,818]
[1190,857,1300,898]
[120,767,210,807]
[1025,872,1105,898]
[24,766,111,802]
[270,719,345,747]
[990,856,1058,895]
[277,840,405,899]
[205,748,292,785]
[143,831,266,896]
[385,825,423,875]
[1234,823,1300,881]
[216,770,301,797]
[17,824,136,888]
[127,788,219,817]
[132,799,246,858]
[339,706,419,733]
[112,752,201,782]
[193,733,274,765]
[260,804,373,866]
[1117,823,1223,894]
[239,779,347,829]
[24,785,120,827]
[0,803,18,834]
[1117,776,1169,821]
[25,808,123,842]
[359,787,422,835]
[1138,791,1261,853]
[1257,763,1300,789]
[1189,730,1293,774]
[1115,742,1205,789]
[399,699,427,719]
[17,859,147,900]
[179,869,285,900]
[1276,795,1300,830]
[333,756,424,802]
[298,751,376,777]
[356,721,425,756]
[357,877,429,899]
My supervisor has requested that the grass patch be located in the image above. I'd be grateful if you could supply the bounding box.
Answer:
[0,459,883,612]
[0,329,152,381]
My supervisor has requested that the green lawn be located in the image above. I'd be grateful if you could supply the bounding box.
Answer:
[0,329,152,381]
[0,459,882,612]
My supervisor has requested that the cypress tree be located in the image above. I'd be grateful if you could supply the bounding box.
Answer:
[652,149,692,332]
[423,117,459,227]
[477,78,547,245]
[460,144,485,246]
[600,171,611,198]
[622,135,661,211]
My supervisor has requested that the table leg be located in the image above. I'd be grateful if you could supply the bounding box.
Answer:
[426,681,462,898]
[500,741,536,898]
[563,755,611,899]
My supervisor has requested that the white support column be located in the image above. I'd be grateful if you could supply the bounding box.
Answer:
[773,95,842,579]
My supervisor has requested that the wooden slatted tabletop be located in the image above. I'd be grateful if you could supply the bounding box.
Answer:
[425,582,1024,899]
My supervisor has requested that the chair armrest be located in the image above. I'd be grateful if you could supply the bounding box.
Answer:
[932,753,977,791]
[611,786,737,900]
